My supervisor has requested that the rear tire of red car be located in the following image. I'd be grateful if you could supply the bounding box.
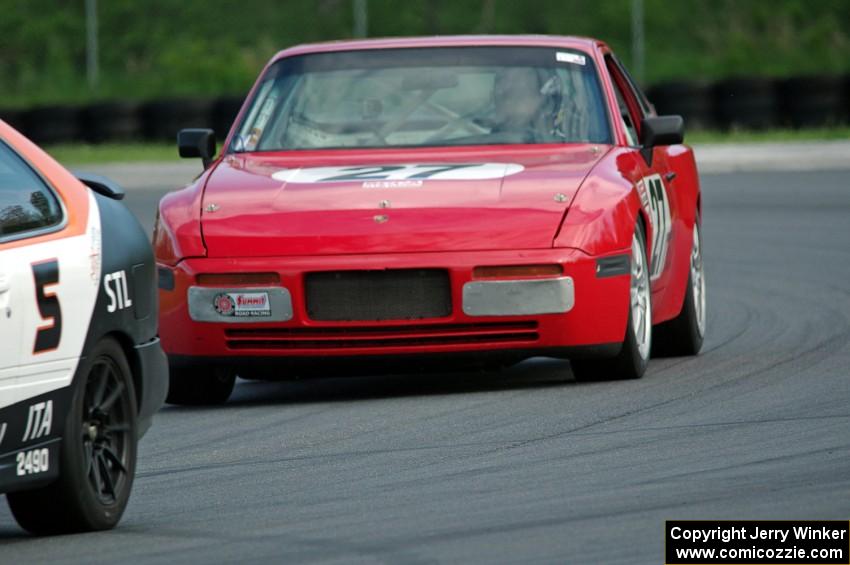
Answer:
[165,365,236,405]
[6,338,138,534]
[652,222,706,357]
[571,221,651,381]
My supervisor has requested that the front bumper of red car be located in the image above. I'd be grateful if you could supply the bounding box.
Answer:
[158,247,631,366]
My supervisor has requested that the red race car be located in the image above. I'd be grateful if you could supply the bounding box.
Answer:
[155,36,705,405]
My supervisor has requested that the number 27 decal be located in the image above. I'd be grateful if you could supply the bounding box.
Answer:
[31,259,62,354]
[636,174,672,281]
[271,163,525,184]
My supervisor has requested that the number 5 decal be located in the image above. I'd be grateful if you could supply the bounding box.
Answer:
[32,259,62,353]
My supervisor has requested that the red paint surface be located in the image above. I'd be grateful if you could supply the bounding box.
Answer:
[155,36,701,362]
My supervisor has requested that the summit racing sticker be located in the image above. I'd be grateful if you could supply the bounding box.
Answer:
[271,163,524,185]
[213,292,271,317]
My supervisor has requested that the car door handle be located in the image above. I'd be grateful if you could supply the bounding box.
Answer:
[0,274,10,293]
[665,172,677,183]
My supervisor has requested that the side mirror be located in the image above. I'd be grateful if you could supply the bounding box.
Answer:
[178,128,216,169]
[73,171,125,200]
[639,115,684,165]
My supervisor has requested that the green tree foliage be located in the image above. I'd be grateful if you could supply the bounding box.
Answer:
[0,0,848,106]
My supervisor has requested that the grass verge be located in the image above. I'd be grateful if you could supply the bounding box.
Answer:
[45,143,178,165]
[687,127,850,144]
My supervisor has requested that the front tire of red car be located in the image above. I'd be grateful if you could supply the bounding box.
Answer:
[652,221,706,357]
[165,365,235,405]
[571,221,651,381]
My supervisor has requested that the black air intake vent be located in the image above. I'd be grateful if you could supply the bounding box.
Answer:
[305,269,452,322]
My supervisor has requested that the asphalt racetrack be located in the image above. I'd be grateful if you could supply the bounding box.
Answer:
[2,168,849,563]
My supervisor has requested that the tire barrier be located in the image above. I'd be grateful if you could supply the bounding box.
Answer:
[22,105,82,144]
[647,81,715,130]
[777,75,847,128]
[846,74,850,123]
[212,96,245,140]
[141,98,216,142]
[713,77,778,130]
[0,108,27,132]
[3,76,848,145]
[82,101,143,143]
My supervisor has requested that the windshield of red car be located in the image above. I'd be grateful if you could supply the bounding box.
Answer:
[230,47,612,152]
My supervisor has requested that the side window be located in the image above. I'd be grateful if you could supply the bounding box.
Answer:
[611,55,653,117]
[604,55,645,146]
[0,142,63,240]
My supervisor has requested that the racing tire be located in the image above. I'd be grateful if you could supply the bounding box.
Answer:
[6,338,138,534]
[141,98,215,141]
[212,96,244,138]
[166,365,235,405]
[82,101,143,143]
[571,222,651,381]
[647,81,715,130]
[652,222,706,357]
[0,108,27,132]
[713,78,778,130]
[23,105,83,144]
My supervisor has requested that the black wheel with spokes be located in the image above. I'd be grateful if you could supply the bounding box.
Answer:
[7,338,138,534]
[81,352,135,507]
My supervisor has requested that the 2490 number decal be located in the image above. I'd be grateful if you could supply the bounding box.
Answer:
[16,448,49,476]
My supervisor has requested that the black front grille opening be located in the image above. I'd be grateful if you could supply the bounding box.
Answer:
[227,332,539,350]
[225,321,538,339]
[305,269,452,322]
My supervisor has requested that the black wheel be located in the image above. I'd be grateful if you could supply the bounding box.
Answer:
[653,222,706,357]
[571,221,651,381]
[166,364,235,405]
[7,338,138,534]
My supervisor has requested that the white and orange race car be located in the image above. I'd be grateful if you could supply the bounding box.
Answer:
[0,121,167,534]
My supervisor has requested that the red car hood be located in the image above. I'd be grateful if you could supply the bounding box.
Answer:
[201,145,607,257]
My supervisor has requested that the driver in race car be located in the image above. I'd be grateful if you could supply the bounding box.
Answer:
[488,67,548,139]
